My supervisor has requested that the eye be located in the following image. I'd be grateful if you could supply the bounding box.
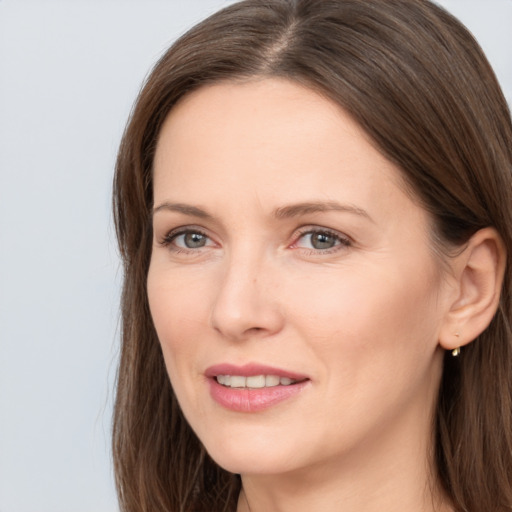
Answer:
[293,228,351,252]
[162,228,215,251]
[176,232,208,249]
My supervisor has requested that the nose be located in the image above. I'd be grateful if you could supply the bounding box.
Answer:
[210,252,285,341]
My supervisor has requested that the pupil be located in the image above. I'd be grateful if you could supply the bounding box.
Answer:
[185,232,206,248]
[312,232,335,250]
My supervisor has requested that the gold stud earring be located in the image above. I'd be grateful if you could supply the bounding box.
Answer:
[452,332,461,356]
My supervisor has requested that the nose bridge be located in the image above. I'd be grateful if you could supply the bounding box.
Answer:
[210,242,283,340]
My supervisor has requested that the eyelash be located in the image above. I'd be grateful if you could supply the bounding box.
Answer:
[160,227,213,253]
[159,226,352,255]
[291,227,352,255]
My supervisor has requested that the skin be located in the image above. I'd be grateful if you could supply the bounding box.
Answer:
[148,79,459,512]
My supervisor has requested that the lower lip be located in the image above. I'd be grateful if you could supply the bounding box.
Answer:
[208,378,309,412]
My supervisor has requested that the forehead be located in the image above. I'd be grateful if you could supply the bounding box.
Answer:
[154,79,416,222]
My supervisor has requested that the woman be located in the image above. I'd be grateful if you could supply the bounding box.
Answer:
[112,1,512,511]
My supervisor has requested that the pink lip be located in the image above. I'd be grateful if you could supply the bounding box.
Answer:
[205,363,310,413]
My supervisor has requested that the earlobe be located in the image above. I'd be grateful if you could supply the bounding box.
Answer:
[439,227,506,351]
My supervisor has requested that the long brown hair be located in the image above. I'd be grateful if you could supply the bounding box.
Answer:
[112,1,512,510]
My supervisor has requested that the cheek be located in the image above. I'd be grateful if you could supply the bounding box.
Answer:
[147,260,235,401]
[147,268,210,363]
[282,261,442,362]
[279,263,444,439]
[148,254,215,316]
[147,269,215,424]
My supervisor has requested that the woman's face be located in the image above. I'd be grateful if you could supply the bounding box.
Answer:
[148,79,453,477]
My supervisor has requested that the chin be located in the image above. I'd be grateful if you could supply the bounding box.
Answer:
[201,431,302,476]
[209,451,293,476]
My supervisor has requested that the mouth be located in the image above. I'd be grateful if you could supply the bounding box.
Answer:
[215,374,305,388]
[205,364,310,412]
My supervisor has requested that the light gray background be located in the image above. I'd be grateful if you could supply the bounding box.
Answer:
[0,1,510,511]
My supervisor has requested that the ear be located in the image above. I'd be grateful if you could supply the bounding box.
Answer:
[439,227,506,351]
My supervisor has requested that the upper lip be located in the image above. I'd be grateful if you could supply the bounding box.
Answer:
[205,363,309,381]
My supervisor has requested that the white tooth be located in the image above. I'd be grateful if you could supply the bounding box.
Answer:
[280,377,293,386]
[230,376,246,388]
[217,375,226,385]
[246,375,266,388]
[265,375,280,387]
[223,375,232,386]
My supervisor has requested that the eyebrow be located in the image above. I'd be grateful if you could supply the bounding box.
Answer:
[152,200,373,222]
[273,201,374,222]
[152,202,214,219]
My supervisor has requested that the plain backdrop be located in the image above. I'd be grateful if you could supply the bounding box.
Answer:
[0,1,510,511]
